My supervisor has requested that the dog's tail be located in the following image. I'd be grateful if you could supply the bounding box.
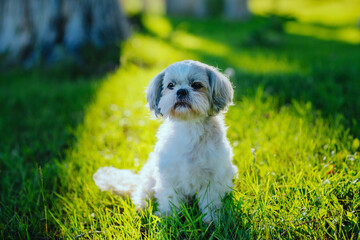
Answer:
[93,167,139,196]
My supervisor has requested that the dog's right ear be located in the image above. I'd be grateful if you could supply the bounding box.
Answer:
[146,70,165,117]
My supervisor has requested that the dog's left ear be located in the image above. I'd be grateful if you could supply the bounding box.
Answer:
[146,70,165,117]
[206,66,234,115]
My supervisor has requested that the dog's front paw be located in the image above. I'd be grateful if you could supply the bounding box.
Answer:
[202,213,216,224]
[154,211,162,217]
[154,209,172,218]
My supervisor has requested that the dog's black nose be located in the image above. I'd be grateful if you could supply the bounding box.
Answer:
[177,89,188,99]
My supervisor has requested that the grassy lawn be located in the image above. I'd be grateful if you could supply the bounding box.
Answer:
[1,3,360,239]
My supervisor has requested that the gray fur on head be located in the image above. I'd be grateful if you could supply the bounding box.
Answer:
[146,70,165,117]
[206,65,233,115]
[146,60,233,118]
[179,60,233,115]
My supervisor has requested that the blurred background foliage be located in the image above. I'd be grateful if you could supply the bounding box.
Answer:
[121,0,360,135]
[0,0,360,239]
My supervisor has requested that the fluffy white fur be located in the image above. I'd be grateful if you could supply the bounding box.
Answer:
[93,60,237,223]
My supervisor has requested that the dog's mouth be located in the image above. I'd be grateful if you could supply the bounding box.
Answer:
[174,101,191,109]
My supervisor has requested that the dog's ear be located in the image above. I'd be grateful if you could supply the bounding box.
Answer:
[206,66,233,115]
[146,70,165,117]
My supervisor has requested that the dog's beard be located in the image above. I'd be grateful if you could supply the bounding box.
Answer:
[159,92,210,120]
[171,101,194,120]
[174,100,191,109]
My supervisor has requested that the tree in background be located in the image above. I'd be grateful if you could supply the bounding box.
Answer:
[224,0,250,20]
[0,0,130,67]
[165,0,207,18]
[165,0,250,19]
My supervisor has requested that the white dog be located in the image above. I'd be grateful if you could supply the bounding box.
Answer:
[93,60,237,223]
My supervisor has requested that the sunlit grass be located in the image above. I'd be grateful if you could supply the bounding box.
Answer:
[50,21,360,238]
[228,53,303,75]
[171,30,230,56]
[250,0,360,26]
[51,65,161,238]
[122,0,164,15]
[142,15,173,38]
[140,16,304,75]
[251,0,360,44]
[121,34,195,68]
[286,22,360,44]
[170,30,302,74]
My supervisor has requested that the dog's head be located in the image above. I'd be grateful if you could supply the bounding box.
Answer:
[146,60,233,120]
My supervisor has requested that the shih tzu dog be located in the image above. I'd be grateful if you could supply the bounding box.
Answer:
[93,60,237,223]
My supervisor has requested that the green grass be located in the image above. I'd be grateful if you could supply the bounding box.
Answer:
[1,8,360,240]
[0,70,99,238]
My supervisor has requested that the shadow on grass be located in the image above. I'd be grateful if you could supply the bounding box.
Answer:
[0,67,104,239]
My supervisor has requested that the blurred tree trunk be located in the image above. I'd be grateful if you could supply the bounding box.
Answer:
[165,0,207,17]
[142,0,151,13]
[0,0,130,66]
[224,0,250,20]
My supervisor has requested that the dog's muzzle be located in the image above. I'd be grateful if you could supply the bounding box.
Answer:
[174,88,191,109]
[177,89,188,99]
[174,101,191,109]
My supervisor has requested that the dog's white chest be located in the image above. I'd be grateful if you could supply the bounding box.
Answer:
[153,118,231,195]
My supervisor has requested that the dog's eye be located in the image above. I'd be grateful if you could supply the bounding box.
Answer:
[167,82,175,90]
[191,82,203,90]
